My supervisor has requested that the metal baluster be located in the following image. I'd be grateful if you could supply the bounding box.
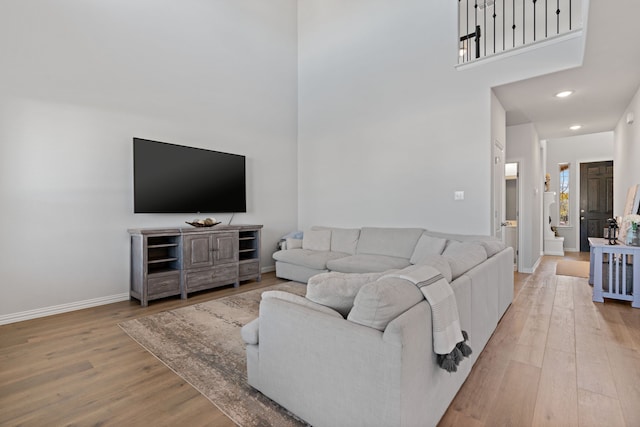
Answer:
[493,3,497,54]
[503,0,506,51]
[475,0,478,58]
[569,0,572,30]
[533,0,537,41]
[556,0,560,34]
[545,0,548,38]
[484,0,487,57]
[512,0,516,47]
[522,0,526,45]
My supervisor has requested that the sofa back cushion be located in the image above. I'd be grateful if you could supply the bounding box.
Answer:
[356,227,424,259]
[302,229,331,251]
[442,241,487,279]
[424,230,506,257]
[312,226,360,255]
[409,234,447,264]
[347,277,424,331]
[326,254,410,274]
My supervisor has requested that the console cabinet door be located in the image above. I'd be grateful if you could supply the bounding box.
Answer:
[183,234,214,269]
[213,232,239,265]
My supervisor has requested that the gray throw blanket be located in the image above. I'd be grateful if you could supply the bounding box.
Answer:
[382,265,472,372]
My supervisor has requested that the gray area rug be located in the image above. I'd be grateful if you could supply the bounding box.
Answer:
[119,282,308,427]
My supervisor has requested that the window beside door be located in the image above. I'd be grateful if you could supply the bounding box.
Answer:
[559,163,570,225]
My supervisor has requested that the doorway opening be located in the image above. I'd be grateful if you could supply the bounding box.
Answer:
[505,162,519,270]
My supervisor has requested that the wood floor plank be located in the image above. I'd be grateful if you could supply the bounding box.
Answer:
[606,343,640,427]
[577,388,626,427]
[547,305,576,352]
[532,347,579,427]
[484,360,541,427]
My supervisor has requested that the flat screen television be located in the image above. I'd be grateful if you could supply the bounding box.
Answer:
[133,138,246,214]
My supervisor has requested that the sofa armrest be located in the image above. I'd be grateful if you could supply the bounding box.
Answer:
[382,301,473,427]
[241,318,260,345]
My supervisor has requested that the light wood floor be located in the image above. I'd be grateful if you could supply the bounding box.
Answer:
[1,255,639,426]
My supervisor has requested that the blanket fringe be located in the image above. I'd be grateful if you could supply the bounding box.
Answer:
[457,329,472,357]
[437,330,472,372]
[437,353,458,373]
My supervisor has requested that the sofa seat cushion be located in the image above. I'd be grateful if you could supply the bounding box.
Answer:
[326,254,411,274]
[306,271,393,317]
[356,227,424,259]
[442,241,488,279]
[347,277,424,331]
[273,249,349,270]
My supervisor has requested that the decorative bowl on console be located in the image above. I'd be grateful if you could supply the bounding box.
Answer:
[185,218,221,228]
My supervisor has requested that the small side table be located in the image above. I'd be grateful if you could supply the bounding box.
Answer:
[588,237,640,308]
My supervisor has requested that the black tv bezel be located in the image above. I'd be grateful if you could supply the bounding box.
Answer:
[133,138,247,214]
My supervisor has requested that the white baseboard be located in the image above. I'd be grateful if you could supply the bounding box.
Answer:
[0,293,130,325]
[520,256,542,274]
[3,268,276,325]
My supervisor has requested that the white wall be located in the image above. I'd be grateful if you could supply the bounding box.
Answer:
[614,86,640,215]
[297,0,585,235]
[506,124,543,272]
[0,0,589,322]
[546,132,614,250]
[0,0,298,321]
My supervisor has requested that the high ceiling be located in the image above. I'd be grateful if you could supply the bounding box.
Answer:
[492,0,640,139]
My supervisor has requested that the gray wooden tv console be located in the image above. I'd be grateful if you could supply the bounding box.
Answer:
[128,225,262,306]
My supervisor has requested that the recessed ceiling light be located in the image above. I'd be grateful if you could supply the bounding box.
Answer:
[569,125,582,130]
[555,90,574,98]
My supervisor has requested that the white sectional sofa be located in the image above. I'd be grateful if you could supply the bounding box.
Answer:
[242,226,514,427]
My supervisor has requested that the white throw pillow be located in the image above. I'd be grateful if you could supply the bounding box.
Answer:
[286,238,303,249]
[302,230,331,251]
[410,234,448,264]
[306,271,391,317]
[347,277,424,331]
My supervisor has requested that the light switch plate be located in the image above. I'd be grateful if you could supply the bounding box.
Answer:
[454,191,464,200]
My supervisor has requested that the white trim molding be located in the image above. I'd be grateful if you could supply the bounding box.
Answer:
[0,293,130,325]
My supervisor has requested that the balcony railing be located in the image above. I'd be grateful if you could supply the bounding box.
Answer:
[458,0,582,64]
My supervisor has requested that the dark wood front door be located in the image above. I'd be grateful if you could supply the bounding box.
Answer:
[580,161,613,251]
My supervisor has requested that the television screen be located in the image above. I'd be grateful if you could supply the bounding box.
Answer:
[133,138,246,214]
